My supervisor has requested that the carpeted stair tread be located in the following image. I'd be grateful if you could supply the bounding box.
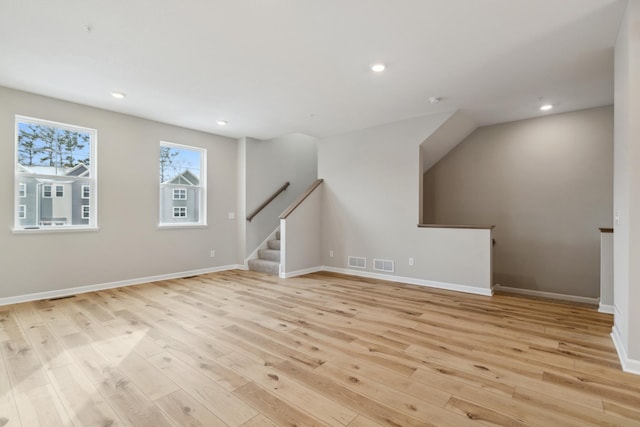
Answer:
[267,239,281,250]
[258,249,281,262]
[248,258,280,275]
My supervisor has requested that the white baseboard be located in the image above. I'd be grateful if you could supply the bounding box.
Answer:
[611,326,640,375]
[493,284,598,305]
[0,264,245,307]
[280,266,325,279]
[321,266,493,296]
[598,303,615,314]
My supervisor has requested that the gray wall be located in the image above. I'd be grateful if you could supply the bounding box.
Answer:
[613,1,640,369]
[423,106,614,298]
[319,112,493,293]
[0,86,238,299]
[245,133,317,257]
[281,184,324,277]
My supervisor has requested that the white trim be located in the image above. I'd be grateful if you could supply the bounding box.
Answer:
[493,284,598,305]
[172,206,187,218]
[172,188,187,200]
[321,266,493,296]
[159,141,206,226]
[611,327,640,375]
[280,266,325,278]
[12,226,100,234]
[157,223,208,230]
[81,185,90,199]
[15,115,98,231]
[19,183,26,198]
[54,184,64,198]
[18,204,26,219]
[0,264,246,307]
[598,303,615,314]
[42,184,52,198]
[82,205,90,219]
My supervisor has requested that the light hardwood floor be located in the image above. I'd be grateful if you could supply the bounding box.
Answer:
[1,269,639,426]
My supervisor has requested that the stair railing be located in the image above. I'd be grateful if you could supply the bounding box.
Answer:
[246,181,290,222]
[279,179,323,220]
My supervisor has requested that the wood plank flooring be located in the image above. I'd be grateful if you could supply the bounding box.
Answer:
[1,269,639,426]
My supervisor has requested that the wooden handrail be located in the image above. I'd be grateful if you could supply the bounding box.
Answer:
[246,181,290,222]
[279,179,324,219]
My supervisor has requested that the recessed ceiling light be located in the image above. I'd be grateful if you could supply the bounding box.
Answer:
[429,97,441,104]
[216,120,228,126]
[111,91,126,99]
[540,104,553,111]
[371,63,386,72]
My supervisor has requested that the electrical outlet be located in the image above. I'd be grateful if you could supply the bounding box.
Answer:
[409,257,414,266]
[210,250,215,258]
[329,250,334,257]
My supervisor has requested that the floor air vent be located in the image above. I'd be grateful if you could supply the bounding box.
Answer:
[373,259,394,273]
[348,256,366,269]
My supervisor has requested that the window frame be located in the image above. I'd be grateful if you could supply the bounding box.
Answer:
[82,205,90,219]
[82,185,90,199]
[158,141,206,228]
[172,188,187,200]
[19,183,26,198]
[18,205,26,219]
[55,185,64,198]
[14,115,98,233]
[172,206,187,218]
[42,185,52,198]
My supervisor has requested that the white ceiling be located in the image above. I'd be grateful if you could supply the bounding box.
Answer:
[0,0,626,140]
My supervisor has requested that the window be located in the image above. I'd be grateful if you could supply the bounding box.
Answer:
[15,116,97,231]
[159,141,206,226]
[172,206,187,218]
[173,188,187,200]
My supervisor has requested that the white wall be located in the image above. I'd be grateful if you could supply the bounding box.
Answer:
[600,231,614,311]
[236,137,247,262]
[319,113,493,294]
[0,86,239,301]
[613,1,640,374]
[280,183,323,277]
[245,133,317,257]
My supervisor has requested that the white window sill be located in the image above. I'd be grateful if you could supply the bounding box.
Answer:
[157,223,208,230]
[12,226,100,234]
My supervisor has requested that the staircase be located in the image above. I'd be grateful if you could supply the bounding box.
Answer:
[248,231,281,275]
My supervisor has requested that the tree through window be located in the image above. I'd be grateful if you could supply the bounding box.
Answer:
[159,141,206,226]
[15,116,96,230]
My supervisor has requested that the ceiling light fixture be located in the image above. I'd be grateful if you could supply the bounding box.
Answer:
[371,63,386,72]
[111,91,126,99]
[540,104,553,111]
[216,120,228,126]
[429,97,441,104]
